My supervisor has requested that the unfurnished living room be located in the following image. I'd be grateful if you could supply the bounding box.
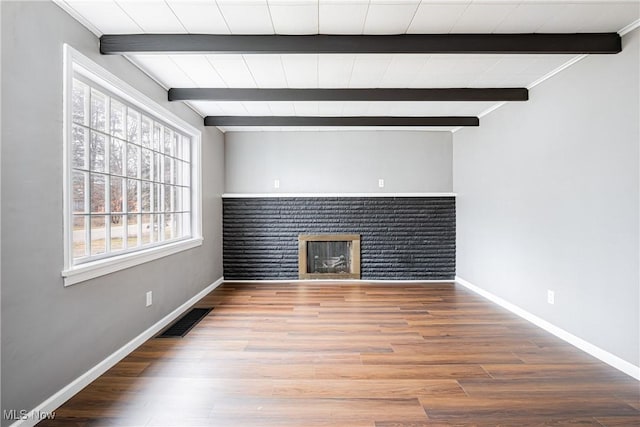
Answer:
[1,0,639,426]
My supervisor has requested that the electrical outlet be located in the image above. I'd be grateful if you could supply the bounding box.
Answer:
[146,291,153,307]
[274,179,280,189]
[547,290,555,305]
[378,178,385,188]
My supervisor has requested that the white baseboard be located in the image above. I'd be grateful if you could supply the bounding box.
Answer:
[10,276,225,427]
[455,276,640,381]
[224,279,454,284]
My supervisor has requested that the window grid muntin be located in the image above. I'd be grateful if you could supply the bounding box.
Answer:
[71,74,192,265]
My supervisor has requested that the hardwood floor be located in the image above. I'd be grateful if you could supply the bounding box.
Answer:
[39,283,639,426]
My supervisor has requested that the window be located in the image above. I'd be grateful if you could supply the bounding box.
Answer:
[63,46,202,286]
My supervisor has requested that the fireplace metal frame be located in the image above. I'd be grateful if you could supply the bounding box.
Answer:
[298,234,361,280]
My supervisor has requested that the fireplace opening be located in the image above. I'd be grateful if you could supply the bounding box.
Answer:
[298,234,360,279]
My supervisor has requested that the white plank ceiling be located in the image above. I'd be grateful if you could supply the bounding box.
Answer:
[56,0,640,132]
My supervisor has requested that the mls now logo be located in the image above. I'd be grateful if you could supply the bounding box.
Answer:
[3,409,56,421]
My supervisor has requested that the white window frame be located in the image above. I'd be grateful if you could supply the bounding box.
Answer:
[62,45,202,286]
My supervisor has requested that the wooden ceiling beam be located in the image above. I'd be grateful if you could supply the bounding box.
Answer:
[101,33,621,55]
[169,88,529,102]
[203,116,479,127]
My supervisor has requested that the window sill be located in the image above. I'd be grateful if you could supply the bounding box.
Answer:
[62,237,203,287]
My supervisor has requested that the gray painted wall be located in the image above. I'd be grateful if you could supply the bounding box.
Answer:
[0,2,224,421]
[225,131,452,193]
[453,29,639,367]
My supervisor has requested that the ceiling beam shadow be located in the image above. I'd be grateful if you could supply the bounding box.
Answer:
[101,33,621,55]
[203,116,480,127]
[169,88,529,102]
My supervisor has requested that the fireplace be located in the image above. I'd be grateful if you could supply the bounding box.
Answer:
[298,234,361,279]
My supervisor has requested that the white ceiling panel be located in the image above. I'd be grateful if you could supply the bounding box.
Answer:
[363,0,421,34]
[269,101,297,115]
[341,101,372,115]
[217,102,250,115]
[318,54,355,87]
[349,55,393,87]
[380,54,429,87]
[407,3,470,34]
[538,2,640,33]
[293,102,321,116]
[187,101,225,116]
[242,101,274,115]
[130,55,196,88]
[282,55,319,88]
[268,0,319,34]
[318,101,346,115]
[319,0,369,34]
[452,3,519,33]
[243,55,288,87]
[495,3,562,33]
[205,55,257,87]
[166,0,230,34]
[115,0,185,33]
[169,55,226,87]
[217,0,274,34]
[61,0,142,34]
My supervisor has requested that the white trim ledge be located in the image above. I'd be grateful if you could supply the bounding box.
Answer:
[62,238,203,286]
[224,279,454,284]
[10,276,225,427]
[222,192,456,198]
[455,276,640,381]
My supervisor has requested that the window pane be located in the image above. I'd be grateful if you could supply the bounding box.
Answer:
[110,138,124,176]
[174,212,182,238]
[72,125,89,169]
[153,184,162,213]
[182,137,191,162]
[153,123,162,151]
[127,179,139,213]
[72,79,89,126]
[180,186,191,213]
[90,89,108,133]
[172,133,179,158]
[73,215,88,259]
[110,99,126,139]
[110,215,124,251]
[180,161,190,187]
[164,156,174,184]
[174,160,181,186]
[128,110,140,144]
[72,171,87,214]
[90,215,107,255]
[141,181,151,212]
[141,214,152,245]
[164,213,174,240]
[127,214,140,248]
[141,116,152,148]
[110,176,124,213]
[163,127,173,155]
[90,132,106,172]
[154,214,163,242]
[90,173,106,213]
[141,148,152,180]
[153,153,162,182]
[182,212,191,236]
[127,143,139,178]
[164,185,174,212]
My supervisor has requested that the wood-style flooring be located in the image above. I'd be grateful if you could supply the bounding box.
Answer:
[39,283,640,426]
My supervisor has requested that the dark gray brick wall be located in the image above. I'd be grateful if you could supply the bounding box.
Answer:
[223,197,456,280]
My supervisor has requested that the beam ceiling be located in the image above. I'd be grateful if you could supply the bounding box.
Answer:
[204,116,479,127]
[169,88,529,102]
[100,33,621,55]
